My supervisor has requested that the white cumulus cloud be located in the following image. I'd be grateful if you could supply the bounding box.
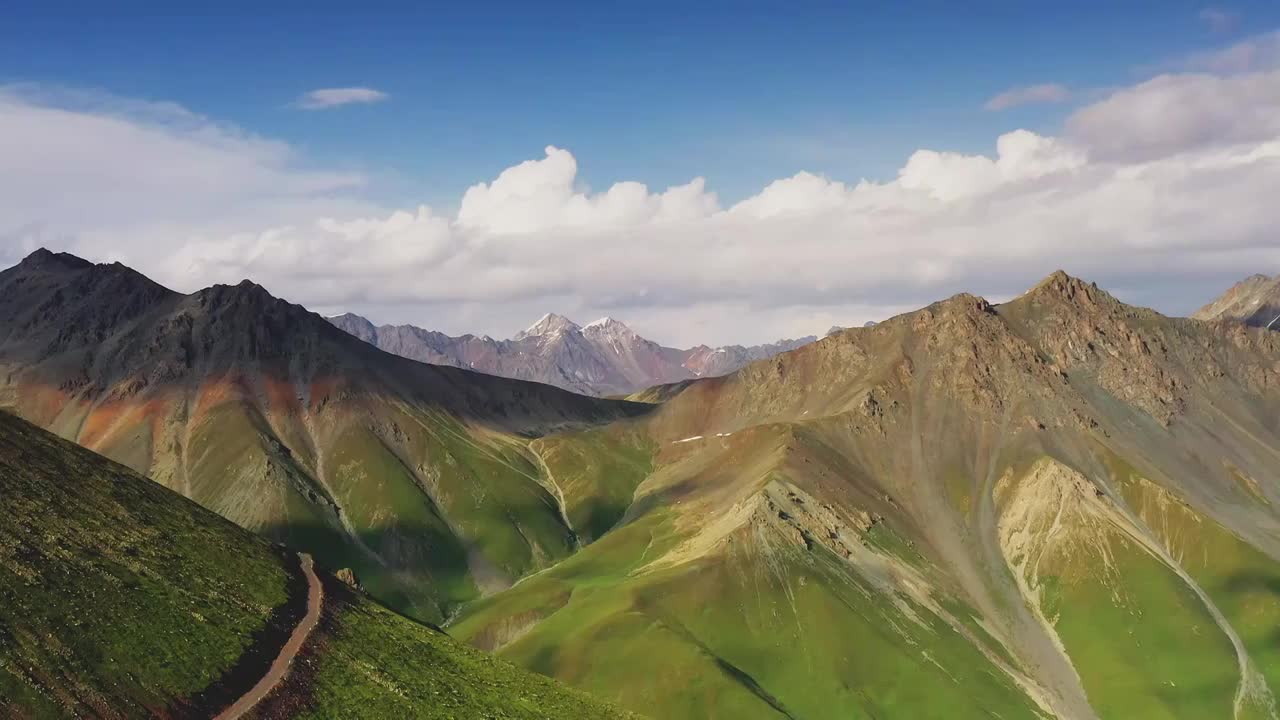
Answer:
[3,34,1280,347]
[1065,69,1280,162]
[0,84,370,269]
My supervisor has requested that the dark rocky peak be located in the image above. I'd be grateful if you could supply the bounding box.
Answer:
[195,279,285,310]
[6,248,167,293]
[174,280,344,368]
[188,280,325,342]
[0,250,175,348]
[233,278,274,300]
[5,249,173,300]
[15,248,94,273]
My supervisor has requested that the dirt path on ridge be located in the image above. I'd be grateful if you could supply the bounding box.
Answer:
[213,553,324,720]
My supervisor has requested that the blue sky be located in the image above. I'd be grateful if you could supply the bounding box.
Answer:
[6,1,1277,206]
[3,3,1280,345]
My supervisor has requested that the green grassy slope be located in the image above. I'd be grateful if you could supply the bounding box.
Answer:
[255,574,633,720]
[528,425,655,543]
[0,409,293,717]
[994,457,1241,720]
[453,429,1048,720]
[455,513,1044,720]
[174,394,588,625]
[0,410,633,719]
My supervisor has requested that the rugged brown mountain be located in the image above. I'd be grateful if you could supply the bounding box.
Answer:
[328,311,816,396]
[450,271,1280,720]
[0,249,646,623]
[1194,273,1280,328]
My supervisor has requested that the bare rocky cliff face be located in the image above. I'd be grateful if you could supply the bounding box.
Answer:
[1194,273,1280,328]
[328,311,817,397]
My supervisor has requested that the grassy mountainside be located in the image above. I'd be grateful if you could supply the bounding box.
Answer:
[452,272,1280,720]
[0,409,293,717]
[0,250,647,623]
[254,572,632,719]
[0,409,632,719]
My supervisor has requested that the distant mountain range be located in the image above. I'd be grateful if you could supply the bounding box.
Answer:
[328,312,817,396]
[1194,273,1280,329]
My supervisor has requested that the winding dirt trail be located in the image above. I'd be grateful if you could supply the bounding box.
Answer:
[214,553,323,720]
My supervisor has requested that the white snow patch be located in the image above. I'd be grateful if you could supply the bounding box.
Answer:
[672,435,704,444]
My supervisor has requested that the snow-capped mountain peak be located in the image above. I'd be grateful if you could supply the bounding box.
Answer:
[330,310,819,396]
[582,316,635,337]
[515,312,580,340]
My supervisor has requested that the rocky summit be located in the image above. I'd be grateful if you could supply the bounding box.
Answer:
[1194,273,1280,329]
